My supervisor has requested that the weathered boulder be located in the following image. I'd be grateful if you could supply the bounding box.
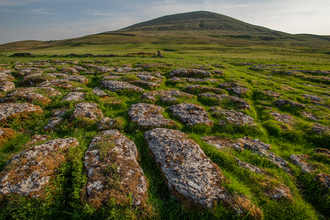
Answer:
[167,103,213,126]
[1,87,60,105]
[128,103,175,128]
[70,103,103,121]
[0,127,16,146]
[61,92,85,102]
[227,86,249,97]
[185,85,225,94]
[290,154,315,173]
[269,111,294,123]
[144,128,262,217]
[210,107,255,126]
[0,103,44,123]
[43,108,68,131]
[169,69,212,78]
[83,130,148,207]
[0,81,15,92]
[199,93,251,110]
[100,80,144,93]
[141,90,194,102]
[314,173,330,189]
[0,138,79,198]
[273,99,305,109]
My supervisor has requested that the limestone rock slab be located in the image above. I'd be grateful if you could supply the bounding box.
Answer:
[100,80,144,92]
[0,103,44,123]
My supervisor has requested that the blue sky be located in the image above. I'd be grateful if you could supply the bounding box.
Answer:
[1,0,330,45]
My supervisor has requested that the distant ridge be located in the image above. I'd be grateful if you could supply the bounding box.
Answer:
[118,11,286,36]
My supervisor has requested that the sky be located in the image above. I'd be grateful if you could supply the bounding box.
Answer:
[1,0,330,45]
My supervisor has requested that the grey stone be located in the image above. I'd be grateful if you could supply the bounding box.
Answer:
[0,103,44,123]
[71,102,103,121]
[61,92,85,102]
[167,103,213,126]
[290,154,315,173]
[227,86,249,96]
[92,87,108,97]
[63,75,88,84]
[169,69,212,78]
[199,93,251,110]
[0,81,15,92]
[314,173,330,188]
[100,80,144,92]
[43,108,68,131]
[269,111,294,123]
[210,107,255,126]
[273,99,305,109]
[141,90,194,102]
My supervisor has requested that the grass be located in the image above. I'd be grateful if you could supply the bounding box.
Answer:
[0,39,330,220]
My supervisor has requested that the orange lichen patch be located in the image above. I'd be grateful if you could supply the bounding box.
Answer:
[0,127,16,146]
[0,103,44,124]
[82,130,148,209]
[0,138,79,199]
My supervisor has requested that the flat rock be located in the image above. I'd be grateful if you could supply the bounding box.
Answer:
[0,81,15,92]
[144,128,262,217]
[100,80,144,92]
[60,67,79,75]
[0,73,15,82]
[63,75,88,84]
[290,154,315,173]
[0,127,16,146]
[199,93,251,110]
[128,103,175,128]
[314,173,330,189]
[312,123,330,134]
[74,66,87,72]
[44,108,68,131]
[210,107,255,126]
[1,87,60,105]
[130,80,160,89]
[0,103,44,123]
[269,111,294,123]
[167,103,213,126]
[38,79,77,90]
[227,86,249,97]
[61,92,85,102]
[234,157,264,174]
[273,99,305,109]
[141,90,194,102]
[262,90,281,97]
[83,130,148,207]
[21,73,55,86]
[185,85,225,94]
[201,136,234,150]
[24,134,50,147]
[92,87,108,97]
[169,69,212,78]
[170,77,218,83]
[0,138,79,197]
[218,82,242,88]
[232,137,291,174]
[71,103,103,121]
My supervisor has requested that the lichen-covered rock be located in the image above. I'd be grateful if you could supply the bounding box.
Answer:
[141,90,194,102]
[201,136,234,150]
[144,128,262,217]
[61,92,85,102]
[302,94,324,103]
[199,93,251,110]
[0,138,79,197]
[24,134,50,147]
[92,87,108,97]
[273,99,305,109]
[96,117,118,130]
[100,80,144,92]
[170,77,218,83]
[227,86,249,97]
[234,157,264,174]
[1,87,60,105]
[169,69,212,78]
[0,72,15,82]
[290,154,315,173]
[83,130,148,208]
[167,103,213,126]
[43,108,68,131]
[262,90,281,98]
[301,111,318,121]
[74,66,87,72]
[312,123,330,134]
[0,127,16,146]
[63,75,88,84]
[60,67,79,75]
[210,107,255,126]
[97,66,115,73]
[116,67,139,73]
[266,187,293,200]
[21,73,55,86]
[269,111,295,123]
[38,79,77,90]
[218,82,241,88]
[71,103,103,121]
[130,80,160,89]
[314,173,330,189]
[137,73,163,83]
[128,103,175,128]
[313,148,330,158]
[185,85,225,94]
[233,137,291,174]
[0,81,15,92]
[0,103,44,123]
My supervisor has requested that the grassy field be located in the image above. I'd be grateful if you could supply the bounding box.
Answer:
[0,42,330,220]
